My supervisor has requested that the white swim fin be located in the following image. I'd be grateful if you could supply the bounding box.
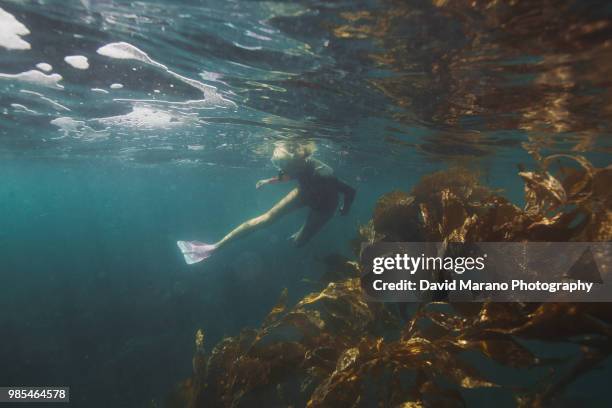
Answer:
[177,240,216,264]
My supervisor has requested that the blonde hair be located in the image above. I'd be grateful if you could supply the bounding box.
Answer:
[271,141,316,172]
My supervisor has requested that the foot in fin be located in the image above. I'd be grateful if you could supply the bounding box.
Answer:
[177,240,216,264]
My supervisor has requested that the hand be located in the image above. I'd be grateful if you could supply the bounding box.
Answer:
[339,205,350,216]
[256,179,266,189]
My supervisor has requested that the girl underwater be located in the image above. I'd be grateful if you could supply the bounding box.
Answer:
[177,141,356,264]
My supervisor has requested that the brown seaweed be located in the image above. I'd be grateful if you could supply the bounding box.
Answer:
[166,154,611,407]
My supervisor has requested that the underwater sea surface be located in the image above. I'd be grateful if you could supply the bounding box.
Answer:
[0,0,611,407]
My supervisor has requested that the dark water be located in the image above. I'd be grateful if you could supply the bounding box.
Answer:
[0,0,611,406]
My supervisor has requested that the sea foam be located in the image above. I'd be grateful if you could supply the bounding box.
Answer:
[64,55,90,70]
[36,63,53,72]
[96,41,236,107]
[0,70,64,88]
[0,7,31,50]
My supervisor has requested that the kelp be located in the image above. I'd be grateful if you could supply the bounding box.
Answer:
[167,155,610,407]
[372,191,419,242]
[355,154,611,244]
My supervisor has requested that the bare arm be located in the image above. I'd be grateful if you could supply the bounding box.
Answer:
[256,177,279,189]
[214,188,300,249]
[256,174,291,189]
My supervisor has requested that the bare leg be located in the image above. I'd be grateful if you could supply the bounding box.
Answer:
[291,208,335,247]
[215,188,301,249]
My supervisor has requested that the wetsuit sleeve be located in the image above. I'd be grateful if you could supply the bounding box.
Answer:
[310,159,334,176]
[335,179,356,215]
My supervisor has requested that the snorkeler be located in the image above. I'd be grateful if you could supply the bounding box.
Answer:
[177,142,356,264]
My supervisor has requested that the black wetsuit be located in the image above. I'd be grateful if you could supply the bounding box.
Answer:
[284,159,356,246]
